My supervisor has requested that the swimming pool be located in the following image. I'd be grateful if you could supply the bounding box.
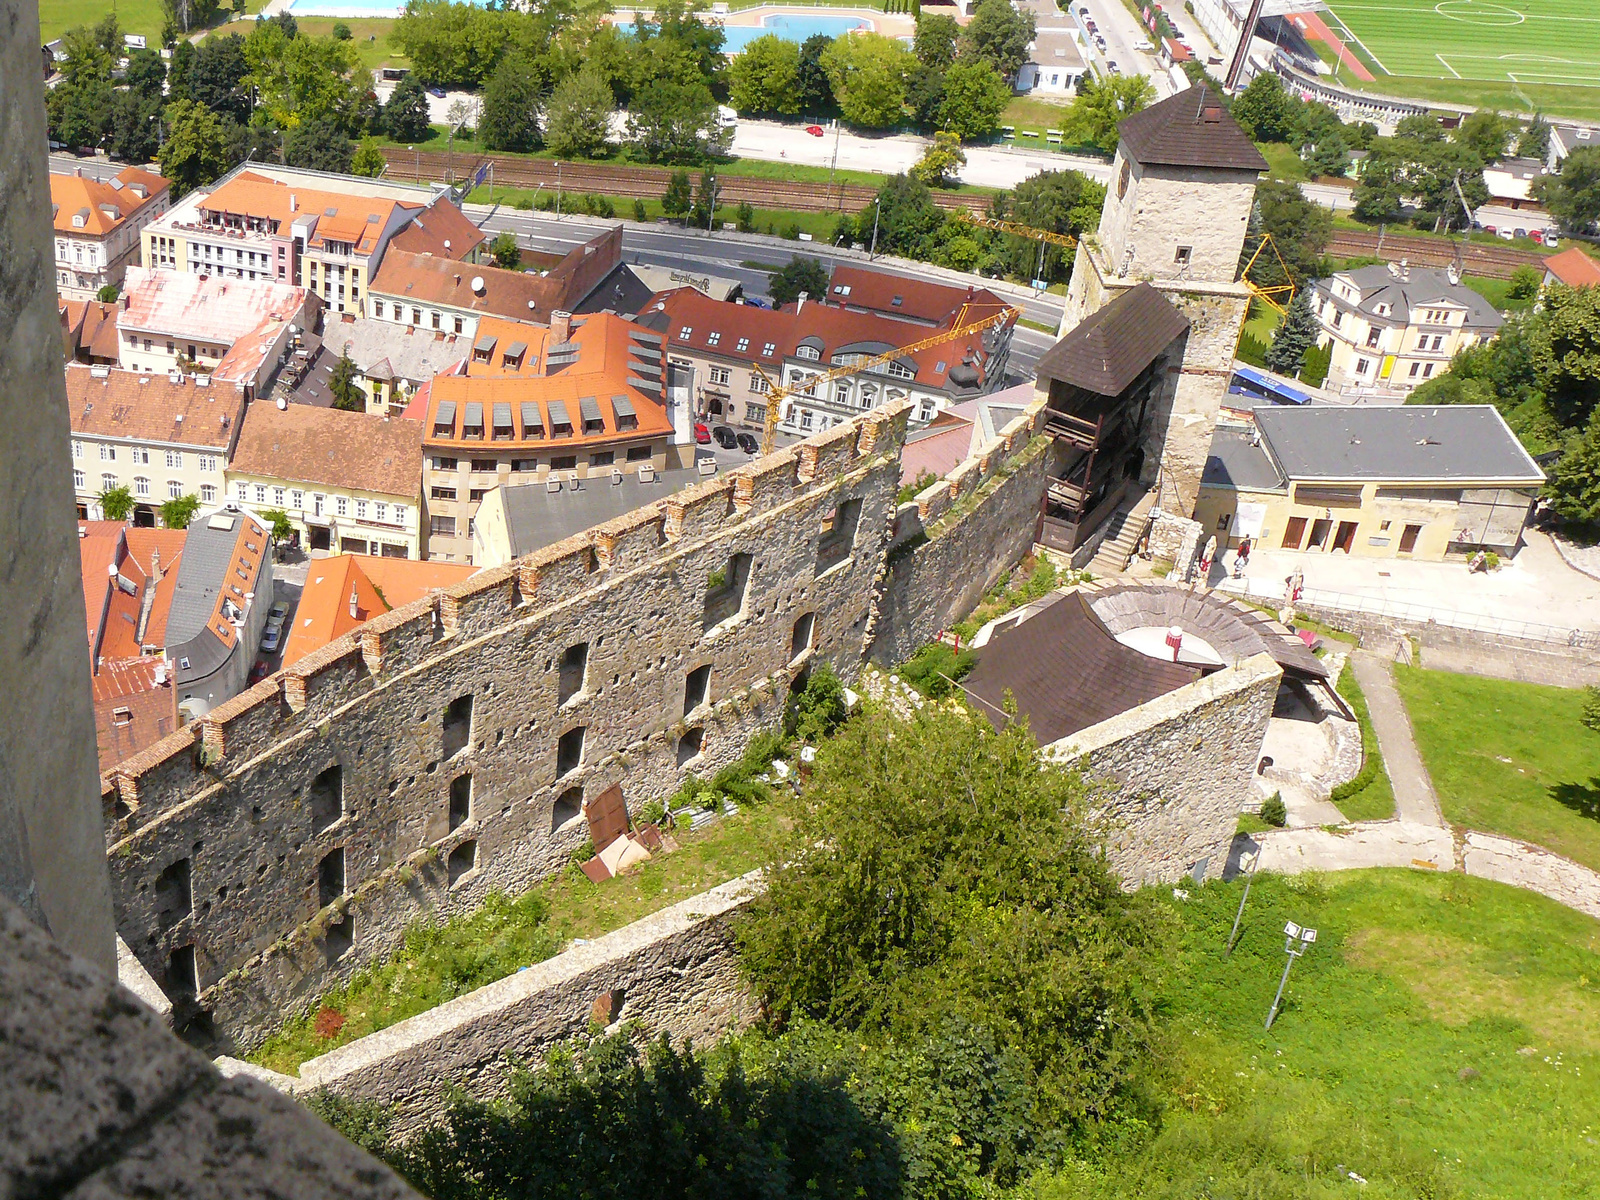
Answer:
[722,14,872,54]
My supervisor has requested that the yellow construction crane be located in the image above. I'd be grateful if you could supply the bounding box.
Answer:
[1238,231,1297,314]
[755,303,1020,453]
[953,210,1080,250]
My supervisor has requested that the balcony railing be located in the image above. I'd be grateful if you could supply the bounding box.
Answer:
[1044,409,1099,450]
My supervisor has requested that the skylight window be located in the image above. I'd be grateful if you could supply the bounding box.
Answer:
[707,331,721,346]
[762,342,775,356]
[735,337,749,352]
[678,326,693,340]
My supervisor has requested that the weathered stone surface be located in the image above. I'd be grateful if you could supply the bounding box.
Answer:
[298,871,762,1133]
[1050,652,1282,886]
[0,892,420,1200]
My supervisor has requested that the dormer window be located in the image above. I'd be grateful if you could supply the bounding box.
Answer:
[762,342,776,356]
[796,345,821,361]
[461,401,484,440]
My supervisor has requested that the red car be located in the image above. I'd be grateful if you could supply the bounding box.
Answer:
[805,124,825,137]
[694,422,711,444]
[249,660,271,685]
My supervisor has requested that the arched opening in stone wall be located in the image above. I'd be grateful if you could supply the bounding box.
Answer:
[448,840,478,887]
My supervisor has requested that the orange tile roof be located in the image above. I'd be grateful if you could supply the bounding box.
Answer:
[229,401,424,498]
[123,528,187,646]
[423,312,673,450]
[282,554,477,667]
[198,172,404,257]
[93,657,177,773]
[824,264,1007,325]
[388,198,486,260]
[66,364,247,449]
[1544,246,1600,288]
[51,165,168,237]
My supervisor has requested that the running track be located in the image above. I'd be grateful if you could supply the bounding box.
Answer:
[1294,9,1377,83]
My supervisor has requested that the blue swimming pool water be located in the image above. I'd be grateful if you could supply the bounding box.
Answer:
[722,15,872,53]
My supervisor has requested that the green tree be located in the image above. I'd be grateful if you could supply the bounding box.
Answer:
[993,169,1104,282]
[351,137,387,178]
[283,116,354,173]
[690,168,721,228]
[662,168,693,220]
[959,0,1036,80]
[160,494,202,530]
[1538,146,1600,236]
[489,231,521,270]
[821,33,914,129]
[796,34,836,117]
[544,62,616,158]
[1529,283,1600,427]
[166,40,196,103]
[158,99,233,198]
[392,0,515,87]
[769,256,830,307]
[785,662,848,743]
[93,11,123,55]
[739,700,1165,1130]
[245,24,365,131]
[1244,180,1332,291]
[913,12,960,71]
[384,73,433,143]
[1264,288,1320,378]
[59,23,115,85]
[97,284,120,303]
[1231,71,1295,142]
[1507,264,1543,303]
[1063,73,1154,154]
[864,172,946,258]
[260,508,296,543]
[47,78,115,150]
[479,52,542,152]
[728,34,801,117]
[187,33,251,123]
[110,89,165,163]
[1456,109,1514,165]
[332,21,353,39]
[935,58,1010,142]
[1350,152,1405,224]
[1518,115,1551,160]
[164,0,223,37]
[1545,412,1600,526]
[124,48,168,100]
[735,200,756,232]
[1304,129,1350,178]
[99,484,135,522]
[910,131,966,187]
[328,354,365,411]
[627,79,719,164]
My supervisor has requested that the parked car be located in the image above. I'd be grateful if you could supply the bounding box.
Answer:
[1132,37,1154,51]
[735,431,760,454]
[1498,228,1515,240]
[249,660,271,685]
[267,601,290,624]
[426,85,445,99]
[260,620,285,655]
[694,422,711,444]
[1545,232,1560,247]
[1530,229,1544,245]
[806,124,825,137]
[712,424,738,449]
[1106,60,1121,74]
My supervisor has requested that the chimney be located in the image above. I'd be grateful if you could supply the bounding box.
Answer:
[797,291,808,316]
[349,586,359,619]
[550,310,572,342]
[119,293,130,310]
[289,193,297,213]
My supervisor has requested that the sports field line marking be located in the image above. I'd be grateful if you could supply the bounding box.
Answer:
[1322,7,1391,75]
[1436,53,1463,78]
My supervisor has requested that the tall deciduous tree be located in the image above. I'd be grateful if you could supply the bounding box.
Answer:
[283,116,355,173]
[158,99,233,197]
[479,52,542,152]
[544,62,616,158]
[627,79,719,164]
[1546,413,1600,526]
[959,0,1035,80]
[821,33,914,129]
[935,58,1010,142]
[913,12,960,71]
[662,168,693,220]
[188,34,251,122]
[99,485,135,522]
[860,173,946,258]
[910,131,966,188]
[796,34,836,117]
[1231,72,1295,143]
[769,256,829,306]
[1063,74,1154,154]
[1538,147,1600,235]
[1264,289,1321,378]
[727,34,801,117]
[1243,180,1333,291]
[160,494,201,530]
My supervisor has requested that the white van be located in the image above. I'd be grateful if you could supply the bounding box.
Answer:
[1132,37,1154,51]
[717,105,738,129]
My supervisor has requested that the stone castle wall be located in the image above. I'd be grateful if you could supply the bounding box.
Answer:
[103,409,912,1050]
[1049,651,1282,886]
[292,871,762,1135]
[869,398,1051,666]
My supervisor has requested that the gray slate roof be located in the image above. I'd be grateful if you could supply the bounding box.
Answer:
[327,318,469,383]
[498,465,702,558]
[165,509,267,684]
[1319,264,1502,331]
[1202,425,1286,492]
[1116,85,1268,173]
[1253,405,1545,485]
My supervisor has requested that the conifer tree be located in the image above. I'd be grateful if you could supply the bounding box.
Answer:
[1264,288,1321,379]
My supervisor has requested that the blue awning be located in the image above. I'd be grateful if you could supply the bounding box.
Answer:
[1232,363,1311,405]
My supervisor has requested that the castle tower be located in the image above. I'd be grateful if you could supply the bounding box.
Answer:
[1058,86,1266,517]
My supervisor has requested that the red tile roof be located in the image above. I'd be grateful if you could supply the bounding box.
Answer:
[1543,246,1600,288]
[387,198,487,260]
[229,401,424,499]
[93,657,177,773]
[65,365,247,450]
[198,171,403,257]
[282,554,477,667]
[824,264,1007,326]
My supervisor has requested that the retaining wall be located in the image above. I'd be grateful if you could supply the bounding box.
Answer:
[1049,651,1283,886]
[295,871,762,1134]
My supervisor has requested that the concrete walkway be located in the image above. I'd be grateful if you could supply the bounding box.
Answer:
[1232,654,1600,923]
[1348,651,1445,827]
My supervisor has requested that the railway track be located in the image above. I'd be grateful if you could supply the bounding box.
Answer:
[1328,228,1546,281]
[381,148,991,216]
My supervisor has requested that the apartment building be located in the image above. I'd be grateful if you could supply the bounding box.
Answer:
[166,506,273,720]
[636,278,1015,435]
[366,226,623,342]
[140,166,479,316]
[420,310,677,563]
[51,165,170,300]
[1311,263,1502,397]
[66,365,246,524]
[227,400,426,558]
[116,266,317,392]
[320,313,469,415]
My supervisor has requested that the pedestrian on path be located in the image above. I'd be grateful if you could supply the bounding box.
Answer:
[1233,536,1252,579]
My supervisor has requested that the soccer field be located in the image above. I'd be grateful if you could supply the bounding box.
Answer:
[1320,0,1600,116]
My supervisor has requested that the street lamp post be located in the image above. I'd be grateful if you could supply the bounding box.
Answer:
[868,197,881,260]
[555,162,562,220]
[1265,921,1317,1030]
[706,174,719,232]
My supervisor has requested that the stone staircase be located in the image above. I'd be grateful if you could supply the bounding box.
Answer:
[1087,490,1156,578]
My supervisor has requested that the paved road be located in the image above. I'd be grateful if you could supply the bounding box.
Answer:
[1066,0,1174,97]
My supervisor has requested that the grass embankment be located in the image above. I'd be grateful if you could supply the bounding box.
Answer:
[293,18,409,71]
[1396,668,1600,872]
[468,187,843,240]
[1033,869,1600,1198]
[1460,274,1538,315]
[250,803,788,1075]
[1331,212,1553,257]
[1332,659,1397,822]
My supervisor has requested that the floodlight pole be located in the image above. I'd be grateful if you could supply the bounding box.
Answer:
[1265,924,1315,1030]
[1224,850,1259,958]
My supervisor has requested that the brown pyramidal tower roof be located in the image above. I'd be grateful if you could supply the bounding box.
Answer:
[1115,85,1269,172]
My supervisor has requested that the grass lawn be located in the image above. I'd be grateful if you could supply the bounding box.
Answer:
[1038,869,1600,1198]
[1331,213,1553,257]
[1334,659,1397,823]
[289,18,408,72]
[250,802,789,1075]
[1396,668,1600,872]
[1461,274,1537,315]
[1257,141,1308,183]
[1243,300,1283,344]
[467,186,846,241]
